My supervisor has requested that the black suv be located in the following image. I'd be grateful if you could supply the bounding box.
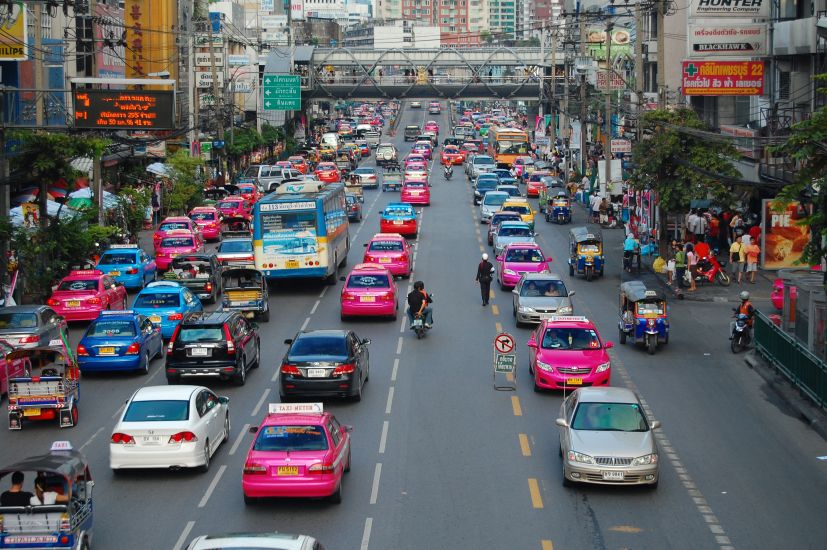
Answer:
[166,311,260,386]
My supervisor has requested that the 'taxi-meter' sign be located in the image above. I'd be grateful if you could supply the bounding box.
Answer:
[73,90,175,130]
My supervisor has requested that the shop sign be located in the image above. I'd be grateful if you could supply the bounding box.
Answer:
[761,200,812,270]
[682,60,764,96]
[688,24,767,57]
[689,0,770,19]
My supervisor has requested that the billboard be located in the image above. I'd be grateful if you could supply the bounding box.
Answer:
[689,0,770,19]
[73,90,175,130]
[585,28,632,61]
[761,200,812,270]
[0,2,27,61]
[95,3,126,78]
[681,60,764,96]
[688,24,767,57]
[125,0,177,78]
[291,0,306,21]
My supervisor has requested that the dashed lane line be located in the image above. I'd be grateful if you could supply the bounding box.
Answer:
[491,305,500,316]
[541,541,554,550]
[519,433,532,456]
[360,517,374,550]
[495,322,503,332]
[271,370,279,382]
[369,462,382,504]
[396,336,403,355]
[528,478,544,508]
[80,426,105,451]
[198,465,227,508]
[172,521,196,550]
[391,358,399,381]
[378,420,389,454]
[300,316,311,331]
[385,387,395,415]
[511,396,523,416]
[229,423,251,455]
[250,388,271,417]
[319,286,328,298]
[310,300,320,315]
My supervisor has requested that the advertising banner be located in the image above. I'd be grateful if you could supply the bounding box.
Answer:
[585,28,632,61]
[682,60,764,96]
[688,23,767,57]
[0,2,27,61]
[94,3,125,77]
[761,200,812,269]
[689,0,770,19]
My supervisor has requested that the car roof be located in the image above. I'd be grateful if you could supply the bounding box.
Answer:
[500,221,530,227]
[0,305,48,313]
[503,242,541,251]
[132,385,201,401]
[295,329,348,339]
[141,282,184,293]
[181,310,235,325]
[574,386,638,404]
[189,532,312,549]
[386,202,413,209]
[161,216,190,223]
[540,316,595,329]
[372,233,404,240]
[163,229,196,236]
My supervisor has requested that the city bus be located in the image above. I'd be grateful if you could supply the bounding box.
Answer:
[487,127,530,167]
[253,181,349,283]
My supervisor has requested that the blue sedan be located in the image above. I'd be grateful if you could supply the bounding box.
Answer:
[96,244,157,289]
[77,311,164,374]
[131,281,203,338]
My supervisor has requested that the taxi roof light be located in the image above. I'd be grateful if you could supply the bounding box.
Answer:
[108,244,140,249]
[50,440,74,452]
[548,315,589,323]
[68,269,103,276]
[268,402,323,414]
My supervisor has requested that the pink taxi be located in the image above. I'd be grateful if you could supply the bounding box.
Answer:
[362,233,412,277]
[340,263,398,320]
[216,196,253,220]
[423,120,440,134]
[496,243,551,289]
[243,403,351,504]
[527,316,613,391]
[153,216,202,250]
[400,180,430,206]
[236,182,260,203]
[412,141,433,160]
[155,229,205,270]
[188,206,222,241]
[404,154,426,169]
[47,270,128,321]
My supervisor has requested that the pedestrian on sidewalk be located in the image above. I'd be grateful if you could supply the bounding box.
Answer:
[730,211,745,242]
[674,242,687,288]
[590,193,601,224]
[665,240,678,285]
[729,235,745,284]
[744,240,761,284]
[686,243,697,292]
[475,253,494,306]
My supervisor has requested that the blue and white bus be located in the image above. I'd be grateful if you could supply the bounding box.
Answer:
[253,181,349,282]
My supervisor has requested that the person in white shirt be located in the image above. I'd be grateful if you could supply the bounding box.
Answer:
[29,475,69,506]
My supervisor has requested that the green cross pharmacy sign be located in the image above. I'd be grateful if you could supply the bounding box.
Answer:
[263,74,301,111]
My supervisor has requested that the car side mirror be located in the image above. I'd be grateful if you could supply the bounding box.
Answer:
[219,396,230,405]
[362,338,371,345]
[496,256,503,262]
[283,339,293,345]
[343,425,354,433]
[512,289,519,295]
[527,340,537,348]
[555,418,568,428]
[363,243,368,247]
[248,426,258,434]
[568,290,576,297]
[604,341,614,349]
[651,420,661,430]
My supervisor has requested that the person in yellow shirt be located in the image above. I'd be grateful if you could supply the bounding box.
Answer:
[729,235,744,284]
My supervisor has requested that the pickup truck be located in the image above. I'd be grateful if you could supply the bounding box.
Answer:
[364,130,381,148]
[164,254,222,304]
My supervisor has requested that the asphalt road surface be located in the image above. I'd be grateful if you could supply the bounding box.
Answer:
[1,104,825,550]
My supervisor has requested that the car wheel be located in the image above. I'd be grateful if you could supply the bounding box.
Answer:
[344,447,352,472]
[250,342,261,368]
[138,351,150,375]
[243,493,257,505]
[222,415,230,444]
[199,441,211,472]
[233,359,247,386]
[352,374,363,402]
[329,480,343,504]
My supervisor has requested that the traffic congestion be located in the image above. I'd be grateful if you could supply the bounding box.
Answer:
[0,100,825,550]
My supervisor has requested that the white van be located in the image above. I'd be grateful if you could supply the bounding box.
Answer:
[321,132,339,150]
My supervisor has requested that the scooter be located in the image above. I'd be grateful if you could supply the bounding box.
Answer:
[411,314,430,339]
[730,313,751,353]
[695,254,731,286]
[443,165,453,180]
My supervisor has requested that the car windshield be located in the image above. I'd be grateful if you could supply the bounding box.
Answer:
[289,336,348,359]
[99,253,138,265]
[219,240,253,253]
[503,205,531,215]
[571,402,649,432]
[159,222,189,231]
[505,248,544,262]
[474,156,494,165]
[520,280,567,297]
[348,274,390,288]
[217,201,241,209]
[499,188,521,197]
[88,320,136,337]
[161,237,195,248]
[123,400,190,422]
[369,240,403,252]
[57,279,98,291]
[134,293,180,308]
[498,226,531,237]
[405,182,426,189]
[541,328,601,350]
[354,168,374,175]
[484,194,508,206]
[177,327,224,343]
[0,312,38,329]
[253,425,329,451]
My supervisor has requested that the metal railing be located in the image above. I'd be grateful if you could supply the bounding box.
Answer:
[754,310,827,410]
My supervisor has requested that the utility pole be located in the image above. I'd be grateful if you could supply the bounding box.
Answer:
[579,12,588,178]
[603,23,613,198]
[635,0,644,140]
[90,0,103,226]
[208,13,226,183]
[550,26,557,152]
[34,2,47,227]
[657,0,666,109]
[563,53,570,179]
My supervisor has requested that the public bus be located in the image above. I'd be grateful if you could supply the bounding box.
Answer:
[253,181,349,283]
[487,127,530,167]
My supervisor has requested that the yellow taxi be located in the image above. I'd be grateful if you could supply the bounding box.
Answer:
[501,198,537,230]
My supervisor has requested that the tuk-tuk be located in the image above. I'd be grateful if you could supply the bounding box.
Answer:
[6,339,79,430]
[568,227,604,281]
[203,187,230,205]
[547,194,572,224]
[619,281,669,354]
[0,441,94,549]
[382,171,403,192]
[220,217,252,240]
[221,267,270,322]
[345,173,364,202]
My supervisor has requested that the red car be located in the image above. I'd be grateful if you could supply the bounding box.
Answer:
[188,206,222,242]
[47,270,129,321]
[288,156,309,174]
[526,178,547,198]
[315,162,341,183]
[216,196,253,219]
[153,216,202,250]
[400,180,430,206]
[441,145,465,165]
[236,183,260,203]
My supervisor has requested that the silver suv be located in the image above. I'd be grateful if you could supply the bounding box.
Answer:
[511,273,575,325]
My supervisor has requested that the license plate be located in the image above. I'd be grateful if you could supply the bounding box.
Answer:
[602,471,624,481]
[68,300,81,307]
[150,315,162,323]
[393,220,403,225]
[109,271,121,276]
[565,378,583,386]
[277,466,299,476]
[378,257,391,263]
[189,347,209,356]
[143,435,161,443]
[23,408,41,417]
[361,296,376,302]
[307,368,327,378]
[99,346,116,355]
[286,260,300,269]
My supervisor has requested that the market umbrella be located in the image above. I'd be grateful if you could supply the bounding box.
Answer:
[146,162,169,177]
[8,200,78,226]
[68,188,119,210]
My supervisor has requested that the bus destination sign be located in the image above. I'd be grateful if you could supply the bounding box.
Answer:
[73,90,175,130]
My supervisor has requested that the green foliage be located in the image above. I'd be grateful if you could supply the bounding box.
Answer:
[261,123,283,145]
[480,30,493,44]
[229,127,264,157]
[165,150,205,214]
[10,131,108,182]
[628,108,740,213]
[114,187,151,239]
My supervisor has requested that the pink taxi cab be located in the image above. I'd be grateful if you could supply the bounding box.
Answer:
[188,206,222,241]
[362,233,412,278]
[423,120,440,134]
[155,229,205,271]
[153,216,202,250]
[340,263,398,320]
[527,316,613,391]
[496,243,551,289]
[236,182,260,203]
[47,270,128,321]
[404,154,427,169]
[243,403,351,504]
[412,141,433,160]
[401,180,430,206]
[216,196,253,220]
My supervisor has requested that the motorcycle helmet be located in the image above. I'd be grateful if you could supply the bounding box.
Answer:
[482,253,489,261]
[740,291,750,301]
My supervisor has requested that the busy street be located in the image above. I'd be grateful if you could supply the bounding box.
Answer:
[1,102,825,550]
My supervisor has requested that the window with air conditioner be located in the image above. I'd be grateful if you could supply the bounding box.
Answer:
[778,71,791,101]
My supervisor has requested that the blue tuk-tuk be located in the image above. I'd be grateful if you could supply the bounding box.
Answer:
[618,281,669,355]
[568,227,604,281]
[0,441,94,549]
[547,194,572,224]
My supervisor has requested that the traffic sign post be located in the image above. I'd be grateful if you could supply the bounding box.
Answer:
[493,332,517,391]
[262,74,301,111]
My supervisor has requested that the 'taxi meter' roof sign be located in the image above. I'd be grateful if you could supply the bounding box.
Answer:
[73,90,175,130]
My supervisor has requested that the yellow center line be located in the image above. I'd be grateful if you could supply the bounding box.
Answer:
[528,478,544,508]
[541,541,554,550]
[479,245,485,252]
[511,395,522,416]
[491,305,500,315]
[495,322,503,332]
[518,433,531,456]
[506,372,514,382]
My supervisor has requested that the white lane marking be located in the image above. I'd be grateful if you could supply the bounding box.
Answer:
[141,365,163,386]
[172,521,196,550]
[198,464,227,508]
[111,402,126,420]
[385,387,395,415]
[399,315,406,333]
[396,336,403,355]
[301,316,311,331]
[230,423,251,455]
[378,420,389,454]
[80,426,105,451]
[391,358,399,381]
[271,370,279,382]
[310,300,320,315]
[319,286,328,298]
[250,388,271,417]
[360,517,374,550]
[413,251,418,261]
[369,462,382,504]
[411,261,416,272]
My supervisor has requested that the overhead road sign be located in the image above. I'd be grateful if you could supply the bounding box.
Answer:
[263,74,301,111]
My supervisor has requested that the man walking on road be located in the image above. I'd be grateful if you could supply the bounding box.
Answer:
[475,253,494,306]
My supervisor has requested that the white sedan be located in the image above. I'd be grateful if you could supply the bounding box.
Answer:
[110,385,230,472]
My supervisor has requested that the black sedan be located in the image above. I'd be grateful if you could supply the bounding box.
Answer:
[279,330,370,402]
[346,194,363,222]
[0,305,68,349]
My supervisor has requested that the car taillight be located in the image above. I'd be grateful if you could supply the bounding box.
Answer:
[308,462,335,474]
[19,335,40,344]
[243,463,267,475]
[47,298,60,306]
[167,325,181,355]
[167,313,183,321]
[169,431,198,443]
[204,282,213,292]
[125,342,141,355]
[76,344,89,356]
[224,324,235,354]
[280,364,301,376]
[332,363,356,377]
[126,267,139,274]
[111,432,135,445]
[87,297,101,305]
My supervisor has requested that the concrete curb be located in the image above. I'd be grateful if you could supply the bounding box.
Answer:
[744,351,827,442]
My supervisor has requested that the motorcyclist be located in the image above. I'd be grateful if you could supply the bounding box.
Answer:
[406,280,433,328]
[729,290,755,339]
[443,163,453,179]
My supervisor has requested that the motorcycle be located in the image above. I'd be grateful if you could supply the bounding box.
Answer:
[411,314,430,339]
[443,165,453,180]
[695,254,731,286]
[731,313,751,353]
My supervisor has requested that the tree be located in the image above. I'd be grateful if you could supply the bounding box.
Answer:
[628,108,740,217]
[165,150,205,214]
[261,123,284,146]
[228,127,264,157]
[480,30,494,45]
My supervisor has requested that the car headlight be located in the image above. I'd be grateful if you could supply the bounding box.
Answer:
[557,305,573,314]
[536,359,554,372]
[504,269,517,276]
[631,453,658,466]
[596,361,611,373]
[567,450,595,464]
[518,305,535,313]
[540,268,550,274]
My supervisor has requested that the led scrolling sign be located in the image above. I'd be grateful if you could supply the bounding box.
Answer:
[73,90,175,130]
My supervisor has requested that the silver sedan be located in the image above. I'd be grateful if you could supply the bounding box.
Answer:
[511,273,575,324]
